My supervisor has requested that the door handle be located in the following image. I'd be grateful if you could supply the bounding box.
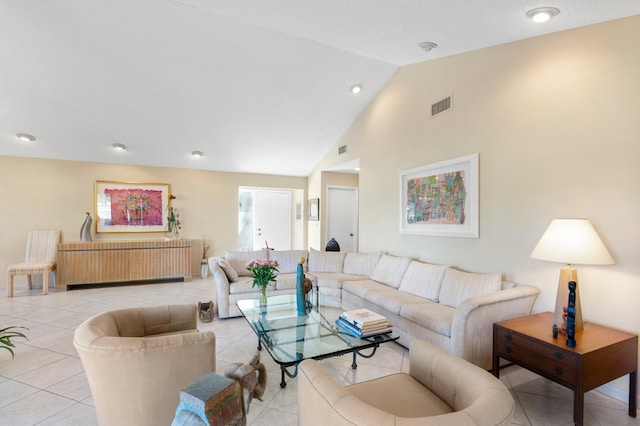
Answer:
[350,233,354,237]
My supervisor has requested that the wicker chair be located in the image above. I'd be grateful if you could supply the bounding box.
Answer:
[7,230,60,297]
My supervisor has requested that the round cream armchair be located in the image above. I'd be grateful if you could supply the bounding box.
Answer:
[74,304,216,426]
[298,340,514,426]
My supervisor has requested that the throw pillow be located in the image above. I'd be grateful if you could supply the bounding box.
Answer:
[438,268,502,308]
[307,248,346,273]
[343,251,383,276]
[398,260,448,302]
[368,254,412,288]
[217,258,239,282]
[224,250,266,277]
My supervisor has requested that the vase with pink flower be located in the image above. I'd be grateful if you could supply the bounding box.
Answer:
[246,259,279,307]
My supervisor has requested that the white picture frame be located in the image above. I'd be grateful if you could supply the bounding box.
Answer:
[400,153,479,238]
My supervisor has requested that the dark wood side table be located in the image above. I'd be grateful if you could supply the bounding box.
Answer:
[493,312,637,426]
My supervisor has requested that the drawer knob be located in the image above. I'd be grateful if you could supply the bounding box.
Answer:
[554,351,565,360]
[505,346,512,354]
[505,332,513,341]
[555,366,564,375]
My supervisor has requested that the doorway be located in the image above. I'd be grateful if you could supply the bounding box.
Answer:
[325,186,358,252]
[238,188,292,251]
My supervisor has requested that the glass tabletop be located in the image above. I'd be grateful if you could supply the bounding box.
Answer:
[236,294,399,366]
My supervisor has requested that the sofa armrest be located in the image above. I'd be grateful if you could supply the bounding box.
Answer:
[210,262,232,318]
[450,284,540,370]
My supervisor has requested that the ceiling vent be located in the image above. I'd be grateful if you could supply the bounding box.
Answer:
[431,95,452,117]
[338,145,347,155]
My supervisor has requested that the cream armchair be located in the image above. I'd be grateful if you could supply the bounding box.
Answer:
[74,304,216,426]
[298,340,514,426]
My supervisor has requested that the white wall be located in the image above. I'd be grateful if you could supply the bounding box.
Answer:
[311,15,640,400]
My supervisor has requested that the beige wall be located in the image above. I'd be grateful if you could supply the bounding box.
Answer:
[0,156,307,276]
[312,16,640,399]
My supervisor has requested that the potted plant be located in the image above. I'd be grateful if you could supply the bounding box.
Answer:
[0,326,28,358]
[246,259,279,307]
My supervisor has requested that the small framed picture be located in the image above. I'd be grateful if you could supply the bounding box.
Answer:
[308,198,319,221]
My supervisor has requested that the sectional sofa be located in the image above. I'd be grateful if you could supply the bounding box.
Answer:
[209,248,539,369]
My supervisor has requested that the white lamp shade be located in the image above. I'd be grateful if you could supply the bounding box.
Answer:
[530,219,614,265]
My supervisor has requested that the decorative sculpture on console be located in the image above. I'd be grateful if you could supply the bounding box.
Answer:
[80,212,92,242]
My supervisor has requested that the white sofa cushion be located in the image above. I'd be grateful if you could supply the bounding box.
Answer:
[343,251,383,276]
[308,248,346,273]
[398,260,448,302]
[217,258,239,282]
[268,249,308,274]
[438,268,502,308]
[368,254,412,288]
[224,249,266,277]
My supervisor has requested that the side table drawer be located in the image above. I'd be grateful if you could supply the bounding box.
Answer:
[495,328,578,386]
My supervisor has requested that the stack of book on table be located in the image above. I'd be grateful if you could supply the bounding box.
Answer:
[336,308,393,338]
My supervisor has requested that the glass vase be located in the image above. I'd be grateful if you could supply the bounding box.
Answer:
[200,260,208,279]
[260,287,268,307]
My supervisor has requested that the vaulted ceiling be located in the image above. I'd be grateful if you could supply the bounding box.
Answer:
[2,1,639,176]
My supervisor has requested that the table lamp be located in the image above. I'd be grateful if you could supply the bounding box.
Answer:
[530,219,614,332]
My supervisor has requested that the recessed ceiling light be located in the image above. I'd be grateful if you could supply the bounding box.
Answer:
[16,133,36,142]
[112,143,127,151]
[350,84,362,94]
[526,7,560,23]
[191,150,204,157]
[418,42,438,53]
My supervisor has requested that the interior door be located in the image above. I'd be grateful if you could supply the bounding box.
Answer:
[326,186,358,252]
[254,190,291,250]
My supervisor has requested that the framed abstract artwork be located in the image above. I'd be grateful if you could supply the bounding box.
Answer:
[399,153,479,238]
[95,180,170,233]
[308,198,319,221]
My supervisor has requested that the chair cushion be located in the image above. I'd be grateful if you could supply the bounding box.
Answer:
[8,262,55,274]
[343,251,382,276]
[224,250,266,277]
[368,254,412,288]
[217,258,239,282]
[438,268,502,308]
[347,373,453,418]
[308,248,346,273]
[398,260,447,302]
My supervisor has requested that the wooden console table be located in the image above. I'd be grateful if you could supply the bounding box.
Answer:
[57,240,192,291]
[493,312,637,425]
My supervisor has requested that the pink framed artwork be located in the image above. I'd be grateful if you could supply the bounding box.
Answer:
[95,180,170,233]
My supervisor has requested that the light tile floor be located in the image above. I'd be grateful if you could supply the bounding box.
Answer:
[0,278,637,425]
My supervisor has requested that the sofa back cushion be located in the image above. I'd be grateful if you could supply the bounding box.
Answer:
[308,248,346,273]
[398,260,447,302]
[224,249,266,277]
[267,250,308,274]
[438,268,502,308]
[343,251,383,276]
[368,254,412,288]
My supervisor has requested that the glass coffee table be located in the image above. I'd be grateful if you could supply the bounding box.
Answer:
[237,294,400,388]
